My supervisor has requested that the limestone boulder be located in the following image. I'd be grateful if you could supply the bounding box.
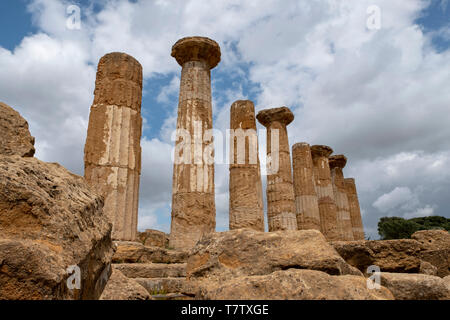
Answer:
[185,269,394,300]
[380,273,449,300]
[138,229,169,248]
[113,241,188,264]
[332,239,423,274]
[0,102,35,157]
[100,268,150,300]
[187,229,362,281]
[0,155,114,300]
[411,230,450,277]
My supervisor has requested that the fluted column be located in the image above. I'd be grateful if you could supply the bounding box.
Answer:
[84,52,143,241]
[257,107,297,231]
[229,100,265,231]
[169,37,221,250]
[292,143,321,231]
[311,145,339,241]
[329,155,354,241]
[345,178,365,240]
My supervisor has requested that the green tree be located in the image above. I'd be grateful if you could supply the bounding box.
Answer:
[378,216,450,240]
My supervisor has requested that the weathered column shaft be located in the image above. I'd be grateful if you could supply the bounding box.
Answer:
[345,178,365,240]
[84,52,143,241]
[311,145,339,241]
[257,107,297,231]
[169,37,220,250]
[229,100,264,231]
[292,143,321,231]
[329,155,354,241]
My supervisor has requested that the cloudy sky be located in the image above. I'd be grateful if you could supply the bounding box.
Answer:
[1,0,449,239]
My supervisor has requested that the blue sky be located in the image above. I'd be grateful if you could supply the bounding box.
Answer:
[0,0,449,239]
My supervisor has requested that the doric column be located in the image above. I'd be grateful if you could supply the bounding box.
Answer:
[329,155,354,241]
[257,107,297,231]
[84,52,143,241]
[229,100,265,231]
[292,142,321,231]
[310,145,339,241]
[344,178,365,240]
[169,37,221,250]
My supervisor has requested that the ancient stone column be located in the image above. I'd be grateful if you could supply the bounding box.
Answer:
[329,155,354,241]
[292,143,321,231]
[84,52,143,241]
[257,107,297,231]
[310,145,339,241]
[344,178,365,240]
[229,100,264,231]
[169,37,221,250]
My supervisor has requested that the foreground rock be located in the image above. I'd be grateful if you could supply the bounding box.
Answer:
[100,268,149,300]
[138,229,169,248]
[187,229,362,281]
[113,241,188,264]
[0,102,35,157]
[185,269,394,300]
[0,155,114,300]
[380,273,449,300]
[332,231,449,277]
[411,230,450,277]
[332,239,422,274]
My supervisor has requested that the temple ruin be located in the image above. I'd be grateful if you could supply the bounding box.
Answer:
[84,52,143,241]
[169,37,221,250]
[229,100,265,231]
[257,107,297,231]
[82,37,365,245]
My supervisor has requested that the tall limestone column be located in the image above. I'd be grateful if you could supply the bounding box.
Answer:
[345,178,365,240]
[84,52,143,241]
[257,107,297,231]
[229,100,265,231]
[329,155,354,241]
[169,37,221,250]
[292,143,321,231]
[310,145,339,241]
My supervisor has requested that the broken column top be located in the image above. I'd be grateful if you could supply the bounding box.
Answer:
[292,142,311,150]
[96,52,143,87]
[230,100,257,129]
[256,107,294,127]
[171,36,221,69]
[310,145,333,158]
[344,178,357,192]
[329,154,347,169]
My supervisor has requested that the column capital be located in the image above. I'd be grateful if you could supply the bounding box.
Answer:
[329,154,347,169]
[171,36,221,69]
[256,106,294,127]
[311,145,333,158]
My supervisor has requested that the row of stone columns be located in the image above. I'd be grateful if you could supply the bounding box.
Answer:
[83,36,364,247]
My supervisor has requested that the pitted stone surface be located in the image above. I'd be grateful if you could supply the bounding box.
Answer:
[292,143,321,231]
[311,145,339,241]
[169,37,220,250]
[84,52,143,241]
[0,102,35,157]
[329,155,354,241]
[344,178,365,240]
[229,100,264,231]
[257,107,296,231]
